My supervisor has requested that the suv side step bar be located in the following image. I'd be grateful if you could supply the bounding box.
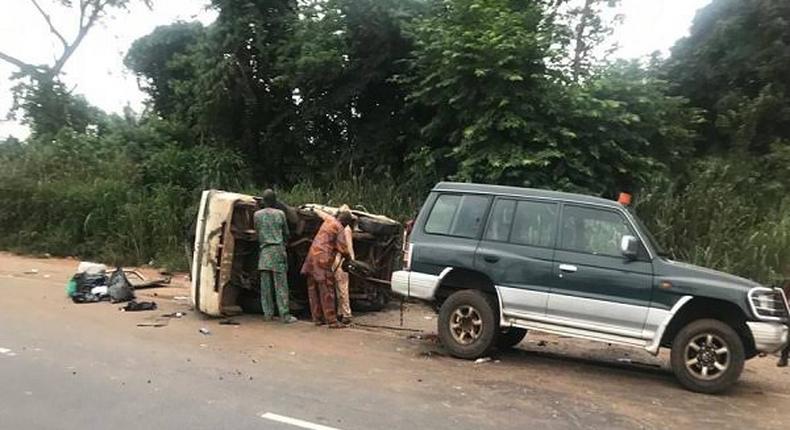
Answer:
[506,317,650,350]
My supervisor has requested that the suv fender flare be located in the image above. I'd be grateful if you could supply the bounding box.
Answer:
[646,296,693,354]
[435,267,504,322]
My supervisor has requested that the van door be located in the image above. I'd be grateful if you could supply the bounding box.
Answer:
[475,198,558,318]
[546,204,653,338]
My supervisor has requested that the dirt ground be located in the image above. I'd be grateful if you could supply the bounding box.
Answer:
[2,252,789,429]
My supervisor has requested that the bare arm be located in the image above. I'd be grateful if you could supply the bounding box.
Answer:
[312,207,333,222]
[344,226,355,260]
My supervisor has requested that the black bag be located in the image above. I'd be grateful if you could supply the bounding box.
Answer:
[108,268,135,303]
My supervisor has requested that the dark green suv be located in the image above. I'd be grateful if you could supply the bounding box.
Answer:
[392,182,789,393]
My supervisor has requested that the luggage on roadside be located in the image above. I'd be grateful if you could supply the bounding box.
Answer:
[107,268,135,303]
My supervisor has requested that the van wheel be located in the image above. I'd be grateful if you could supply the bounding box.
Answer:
[438,290,497,359]
[496,328,528,349]
[670,319,745,394]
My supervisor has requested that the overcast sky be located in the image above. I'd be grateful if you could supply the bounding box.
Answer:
[0,0,711,139]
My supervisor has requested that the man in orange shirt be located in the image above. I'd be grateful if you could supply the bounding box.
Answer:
[301,208,353,328]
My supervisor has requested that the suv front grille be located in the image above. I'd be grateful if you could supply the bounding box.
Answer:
[749,287,790,321]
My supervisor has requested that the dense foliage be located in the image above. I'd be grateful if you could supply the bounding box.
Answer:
[0,0,787,281]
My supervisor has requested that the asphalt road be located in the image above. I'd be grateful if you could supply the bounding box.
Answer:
[0,281,483,430]
[2,253,790,430]
[0,269,557,430]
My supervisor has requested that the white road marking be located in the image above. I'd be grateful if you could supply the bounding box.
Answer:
[260,412,342,430]
[0,347,14,356]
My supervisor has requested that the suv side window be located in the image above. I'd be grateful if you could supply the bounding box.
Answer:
[511,201,558,247]
[425,194,491,238]
[560,205,633,256]
[484,199,516,242]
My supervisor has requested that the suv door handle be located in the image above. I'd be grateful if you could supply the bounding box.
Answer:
[482,255,500,263]
[558,264,577,273]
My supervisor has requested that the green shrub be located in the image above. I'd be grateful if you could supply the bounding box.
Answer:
[636,158,789,283]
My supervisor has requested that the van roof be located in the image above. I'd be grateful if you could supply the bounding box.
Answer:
[433,182,621,208]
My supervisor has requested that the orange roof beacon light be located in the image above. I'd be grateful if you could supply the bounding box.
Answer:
[618,192,632,206]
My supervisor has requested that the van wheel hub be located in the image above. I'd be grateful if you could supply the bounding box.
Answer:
[450,305,483,345]
[685,333,730,380]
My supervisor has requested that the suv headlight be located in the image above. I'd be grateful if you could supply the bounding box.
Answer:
[749,287,790,321]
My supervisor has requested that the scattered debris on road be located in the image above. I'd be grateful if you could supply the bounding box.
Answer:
[137,318,169,328]
[199,328,211,335]
[162,312,186,318]
[474,357,493,364]
[119,301,158,312]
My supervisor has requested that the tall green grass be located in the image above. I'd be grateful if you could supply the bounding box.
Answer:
[636,158,789,284]
[0,134,423,271]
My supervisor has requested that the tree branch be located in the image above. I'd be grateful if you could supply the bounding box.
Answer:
[0,50,45,74]
[29,0,69,48]
[50,0,109,76]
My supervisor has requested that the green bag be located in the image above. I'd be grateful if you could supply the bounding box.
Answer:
[66,278,77,297]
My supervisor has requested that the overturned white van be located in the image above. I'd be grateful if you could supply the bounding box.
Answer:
[191,190,402,317]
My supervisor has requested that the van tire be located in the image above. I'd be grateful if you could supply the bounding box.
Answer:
[438,290,498,359]
[496,328,528,349]
[670,319,745,394]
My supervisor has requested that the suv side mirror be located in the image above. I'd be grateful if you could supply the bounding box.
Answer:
[620,235,639,260]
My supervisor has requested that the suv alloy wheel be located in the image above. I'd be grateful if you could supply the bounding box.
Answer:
[438,290,498,359]
[670,319,745,394]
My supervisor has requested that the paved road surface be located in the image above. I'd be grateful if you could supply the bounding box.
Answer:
[1,253,789,430]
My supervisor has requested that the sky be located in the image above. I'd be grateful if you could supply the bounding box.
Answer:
[0,0,711,139]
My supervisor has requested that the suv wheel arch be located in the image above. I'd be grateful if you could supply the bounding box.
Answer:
[435,268,500,308]
[660,297,757,359]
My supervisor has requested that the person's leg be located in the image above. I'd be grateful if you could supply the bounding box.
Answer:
[335,265,351,321]
[259,270,275,320]
[318,276,338,325]
[307,277,323,324]
[273,271,296,323]
[779,345,789,367]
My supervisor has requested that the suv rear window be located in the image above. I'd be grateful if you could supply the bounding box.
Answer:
[511,201,558,247]
[425,194,490,238]
[484,199,557,247]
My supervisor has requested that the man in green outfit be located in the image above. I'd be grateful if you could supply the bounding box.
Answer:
[254,189,297,323]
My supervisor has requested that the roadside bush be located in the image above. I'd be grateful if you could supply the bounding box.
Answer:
[636,157,789,283]
[0,125,253,271]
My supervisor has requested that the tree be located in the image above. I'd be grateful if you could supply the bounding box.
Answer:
[280,0,424,176]
[2,0,153,137]
[125,22,205,118]
[1,0,153,79]
[401,0,699,194]
[666,0,790,156]
[183,0,301,183]
[566,0,622,79]
[401,0,560,185]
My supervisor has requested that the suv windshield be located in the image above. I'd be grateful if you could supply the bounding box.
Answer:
[630,211,670,258]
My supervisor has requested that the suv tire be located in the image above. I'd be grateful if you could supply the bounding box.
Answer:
[496,328,528,349]
[438,290,498,359]
[670,319,745,394]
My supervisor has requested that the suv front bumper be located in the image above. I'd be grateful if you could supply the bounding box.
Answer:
[747,322,789,353]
